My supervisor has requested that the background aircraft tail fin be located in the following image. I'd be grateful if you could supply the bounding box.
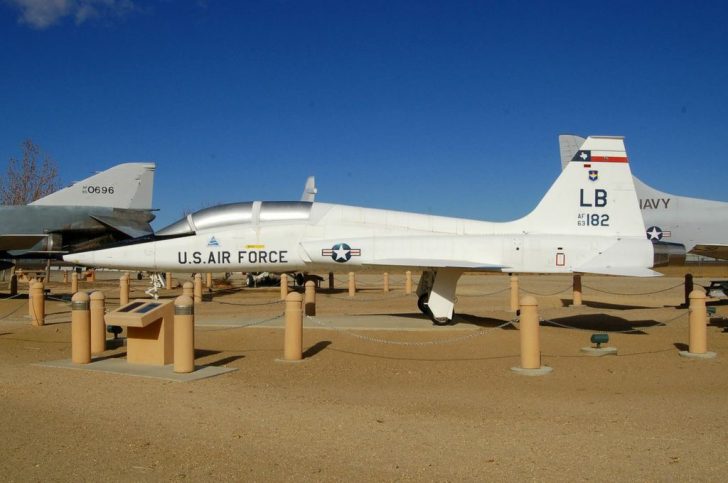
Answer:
[300,176,317,202]
[519,136,645,237]
[30,162,155,209]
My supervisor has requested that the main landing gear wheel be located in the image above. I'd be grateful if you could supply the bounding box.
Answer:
[417,294,432,317]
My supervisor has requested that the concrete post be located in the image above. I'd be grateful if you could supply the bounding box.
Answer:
[348,272,356,297]
[119,273,130,306]
[174,295,195,373]
[63,270,68,284]
[71,272,78,294]
[328,272,334,290]
[71,292,91,364]
[283,292,303,361]
[405,271,412,295]
[383,272,389,292]
[519,295,540,369]
[572,274,582,307]
[684,273,693,307]
[206,272,213,289]
[166,272,172,289]
[90,291,106,355]
[688,289,708,354]
[193,274,202,304]
[280,274,288,300]
[304,280,316,316]
[9,274,17,296]
[30,281,45,326]
[183,281,193,299]
[89,269,96,283]
[510,275,519,312]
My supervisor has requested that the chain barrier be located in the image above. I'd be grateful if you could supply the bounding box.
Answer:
[198,313,285,332]
[212,298,284,307]
[520,285,573,296]
[0,293,26,321]
[457,287,511,298]
[305,314,516,346]
[582,282,684,296]
[538,309,689,333]
[322,292,414,302]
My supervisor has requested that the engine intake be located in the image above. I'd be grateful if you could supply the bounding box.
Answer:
[652,241,686,267]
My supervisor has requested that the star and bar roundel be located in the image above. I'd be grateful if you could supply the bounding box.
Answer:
[322,243,361,263]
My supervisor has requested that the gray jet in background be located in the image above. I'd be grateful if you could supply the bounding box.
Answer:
[560,135,728,260]
[0,162,156,270]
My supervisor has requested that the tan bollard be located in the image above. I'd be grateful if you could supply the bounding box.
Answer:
[512,296,552,375]
[510,274,519,312]
[572,274,582,307]
[174,295,195,373]
[304,280,316,316]
[328,272,334,290]
[689,289,707,354]
[206,272,213,289]
[71,271,78,294]
[120,273,130,306]
[71,292,91,364]
[405,271,412,295]
[90,291,106,355]
[280,273,288,300]
[9,274,18,296]
[89,269,96,283]
[283,292,303,361]
[383,272,389,292]
[30,281,45,326]
[348,272,356,297]
[166,272,172,289]
[183,281,194,299]
[679,289,716,359]
[193,274,203,304]
[63,270,68,283]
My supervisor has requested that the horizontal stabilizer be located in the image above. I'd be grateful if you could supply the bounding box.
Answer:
[574,266,662,277]
[90,215,154,238]
[0,234,48,251]
[31,163,155,210]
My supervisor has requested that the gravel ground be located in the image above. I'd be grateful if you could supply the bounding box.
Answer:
[1,269,727,481]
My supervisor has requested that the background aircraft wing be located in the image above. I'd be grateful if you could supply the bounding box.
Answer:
[90,214,155,238]
[691,244,728,260]
[0,234,48,251]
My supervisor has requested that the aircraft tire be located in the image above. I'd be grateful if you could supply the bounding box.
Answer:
[431,316,452,326]
[417,294,432,316]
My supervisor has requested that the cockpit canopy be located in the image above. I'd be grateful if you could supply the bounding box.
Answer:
[156,201,312,236]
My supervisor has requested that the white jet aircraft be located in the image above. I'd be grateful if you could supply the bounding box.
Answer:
[560,134,728,260]
[66,136,667,325]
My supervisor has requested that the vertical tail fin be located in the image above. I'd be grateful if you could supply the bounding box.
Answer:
[518,136,645,237]
[300,176,317,202]
[30,162,155,209]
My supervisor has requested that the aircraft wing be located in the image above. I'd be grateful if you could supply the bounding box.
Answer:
[0,234,48,251]
[691,244,728,260]
[300,237,507,271]
[90,215,154,238]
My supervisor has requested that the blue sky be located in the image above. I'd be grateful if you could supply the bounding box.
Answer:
[1,0,727,228]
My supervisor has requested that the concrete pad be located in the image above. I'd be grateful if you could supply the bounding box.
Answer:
[678,350,717,360]
[196,314,482,331]
[510,366,553,376]
[581,346,618,356]
[35,357,237,382]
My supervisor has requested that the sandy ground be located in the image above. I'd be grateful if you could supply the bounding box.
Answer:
[1,268,728,482]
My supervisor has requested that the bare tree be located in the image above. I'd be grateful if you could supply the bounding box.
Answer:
[1,139,60,205]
